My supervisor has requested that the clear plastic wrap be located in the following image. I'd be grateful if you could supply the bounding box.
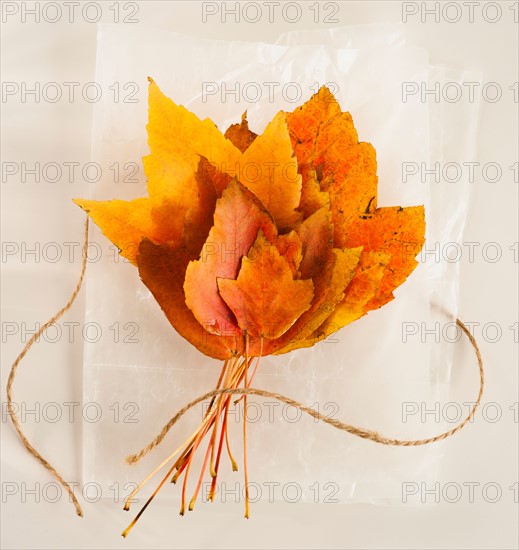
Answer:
[81,23,481,504]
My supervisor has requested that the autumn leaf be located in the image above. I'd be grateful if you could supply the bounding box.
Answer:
[342,206,425,309]
[72,197,185,264]
[273,230,302,277]
[183,179,277,337]
[218,230,314,340]
[144,78,241,206]
[224,111,257,153]
[297,205,333,279]
[238,111,302,230]
[181,156,232,259]
[138,239,233,360]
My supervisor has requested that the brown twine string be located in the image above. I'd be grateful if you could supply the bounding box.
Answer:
[126,317,484,465]
[5,218,89,517]
[6,216,485,517]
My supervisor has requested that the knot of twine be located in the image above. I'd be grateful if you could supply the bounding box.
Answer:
[6,218,485,517]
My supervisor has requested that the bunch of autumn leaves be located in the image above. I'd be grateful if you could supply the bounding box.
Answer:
[75,79,425,360]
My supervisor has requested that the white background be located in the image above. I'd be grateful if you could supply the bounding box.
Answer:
[1,1,518,549]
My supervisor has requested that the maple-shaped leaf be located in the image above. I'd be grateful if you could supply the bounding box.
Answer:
[218,230,314,340]
[183,179,277,337]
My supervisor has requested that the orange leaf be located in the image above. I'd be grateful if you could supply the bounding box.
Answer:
[181,157,232,259]
[297,164,330,220]
[224,112,258,153]
[137,239,233,359]
[184,179,277,336]
[273,230,303,277]
[297,205,333,279]
[286,86,377,236]
[344,206,425,309]
[324,141,378,249]
[218,230,314,340]
[286,86,424,315]
[286,86,343,165]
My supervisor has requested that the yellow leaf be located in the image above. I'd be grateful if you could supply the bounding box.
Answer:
[240,112,302,230]
[144,78,241,206]
[73,197,184,264]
